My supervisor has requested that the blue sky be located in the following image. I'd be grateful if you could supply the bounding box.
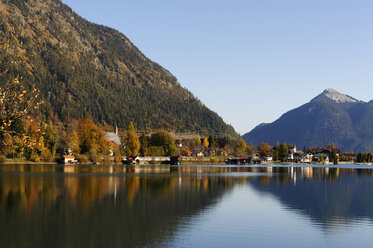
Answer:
[62,0,373,134]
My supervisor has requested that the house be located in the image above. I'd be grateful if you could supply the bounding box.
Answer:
[314,153,330,163]
[289,146,297,154]
[264,156,273,162]
[244,154,262,164]
[180,149,192,157]
[292,152,305,162]
[217,148,228,156]
[288,146,299,160]
[192,146,205,157]
[206,148,217,156]
[302,153,314,163]
[62,155,77,164]
[193,150,205,157]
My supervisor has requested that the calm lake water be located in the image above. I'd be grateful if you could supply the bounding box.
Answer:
[1,164,373,248]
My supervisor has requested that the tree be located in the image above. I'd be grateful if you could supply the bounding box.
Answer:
[279,142,289,162]
[330,148,338,165]
[128,121,136,132]
[258,142,272,158]
[273,141,280,161]
[246,144,255,155]
[234,139,247,156]
[202,137,209,148]
[0,35,42,149]
[150,130,178,156]
[319,154,324,163]
[195,135,201,146]
[356,152,363,163]
[126,127,140,156]
[77,118,106,155]
[208,135,217,148]
[68,130,80,154]
[139,132,148,156]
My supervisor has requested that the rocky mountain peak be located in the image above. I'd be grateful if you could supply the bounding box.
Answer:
[321,88,358,103]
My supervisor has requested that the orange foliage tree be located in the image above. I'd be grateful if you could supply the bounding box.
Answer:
[77,118,107,156]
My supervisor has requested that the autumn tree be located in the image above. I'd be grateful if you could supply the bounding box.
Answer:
[195,135,201,147]
[246,144,255,155]
[0,33,42,153]
[234,139,247,156]
[68,130,80,154]
[126,130,140,156]
[202,137,209,148]
[258,142,272,158]
[128,122,136,132]
[77,118,106,155]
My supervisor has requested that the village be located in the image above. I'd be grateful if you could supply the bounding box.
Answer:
[60,124,369,166]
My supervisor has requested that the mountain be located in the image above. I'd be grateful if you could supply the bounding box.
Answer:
[243,88,373,152]
[0,0,236,136]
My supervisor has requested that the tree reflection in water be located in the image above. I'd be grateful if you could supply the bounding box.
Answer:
[0,165,372,247]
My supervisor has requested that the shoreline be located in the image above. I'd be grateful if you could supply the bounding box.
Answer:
[1,160,373,168]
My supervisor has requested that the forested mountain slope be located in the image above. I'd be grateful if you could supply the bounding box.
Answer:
[0,0,236,136]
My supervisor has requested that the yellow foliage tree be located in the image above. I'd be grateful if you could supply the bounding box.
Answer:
[126,129,140,156]
[234,139,247,156]
[202,137,209,148]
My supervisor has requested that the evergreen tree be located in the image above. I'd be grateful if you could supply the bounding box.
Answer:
[331,149,338,164]
[279,142,289,162]
[139,132,148,156]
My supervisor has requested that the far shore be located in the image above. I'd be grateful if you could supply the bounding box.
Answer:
[1,158,373,167]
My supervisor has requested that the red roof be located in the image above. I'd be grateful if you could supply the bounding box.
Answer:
[63,155,75,159]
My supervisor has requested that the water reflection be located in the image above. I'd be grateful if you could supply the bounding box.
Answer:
[251,167,373,228]
[0,165,373,247]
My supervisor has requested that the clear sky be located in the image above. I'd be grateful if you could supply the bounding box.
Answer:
[62,0,373,134]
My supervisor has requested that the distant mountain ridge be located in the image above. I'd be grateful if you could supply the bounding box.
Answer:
[0,0,236,136]
[243,89,373,152]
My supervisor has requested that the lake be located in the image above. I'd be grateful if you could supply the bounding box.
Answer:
[1,164,373,248]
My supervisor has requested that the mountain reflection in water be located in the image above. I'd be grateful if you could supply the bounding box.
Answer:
[0,165,372,248]
[250,167,373,227]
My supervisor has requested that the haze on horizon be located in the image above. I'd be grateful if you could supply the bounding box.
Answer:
[62,0,373,134]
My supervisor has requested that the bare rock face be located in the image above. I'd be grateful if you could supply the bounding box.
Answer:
[322,88,357,103]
